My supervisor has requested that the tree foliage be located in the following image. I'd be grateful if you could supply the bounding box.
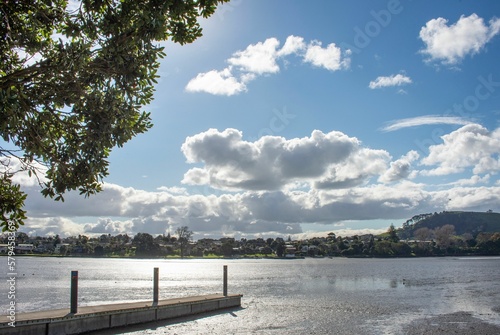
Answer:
[0,172,27,231]
[387,223,399,243]
[132,232,160,257]
[0,0,229,231]
[176,225,193,258]
[434,224,456,247]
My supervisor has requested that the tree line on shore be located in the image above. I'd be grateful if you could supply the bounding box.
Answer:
[2,223,500,258]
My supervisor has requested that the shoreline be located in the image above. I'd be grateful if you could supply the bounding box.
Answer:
[2,253,500,260]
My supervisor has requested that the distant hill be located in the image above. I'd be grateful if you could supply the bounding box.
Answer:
[400,211,500,237]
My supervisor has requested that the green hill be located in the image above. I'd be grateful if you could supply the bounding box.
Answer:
[400,211,500,237]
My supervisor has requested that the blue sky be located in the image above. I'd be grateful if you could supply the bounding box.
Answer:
[14,0,500,239]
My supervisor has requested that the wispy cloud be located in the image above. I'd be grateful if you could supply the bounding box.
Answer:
[369,74,412,89]
[380,115,474,132]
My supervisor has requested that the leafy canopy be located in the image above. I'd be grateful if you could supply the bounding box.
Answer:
[0,0,229,231]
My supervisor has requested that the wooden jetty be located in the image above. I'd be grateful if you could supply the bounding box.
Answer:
[0,293,242,335]
[1,265,241,334]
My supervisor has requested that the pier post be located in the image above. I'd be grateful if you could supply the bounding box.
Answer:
[70,271,78,314]
[153,267,159,304]
[223,265,228,296]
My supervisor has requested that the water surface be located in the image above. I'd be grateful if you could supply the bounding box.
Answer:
[2,256,500,334]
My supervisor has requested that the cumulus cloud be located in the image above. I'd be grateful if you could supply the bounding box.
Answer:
[185,68,247,96]
[369,74,412,89]
[277,35,306,56]
[381,115,474,132]
[421,124,500,175]
[228,38,281,74]
[23,182,126,218]
[13,126,500,239]
[437,186,500,212]
[303,41,351,71]
[419,13,500,64]
[379,151,420,183]
[314,148,390,189]
[85,218,134,235]
[23,217,85,237]
[185,35,351,95]
[181,128,389,191]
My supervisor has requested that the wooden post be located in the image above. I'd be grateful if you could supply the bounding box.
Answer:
[153,267,159,304]
[70,271,78,313]
[223,265,228,296]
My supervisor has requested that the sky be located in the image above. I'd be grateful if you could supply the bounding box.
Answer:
[12,0,500,239]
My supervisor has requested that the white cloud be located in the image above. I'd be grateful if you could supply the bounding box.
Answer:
[181,168,210,186]
[303,41,351,71]
[23,217,85,237]
[84,218,134,235]
[228,38,281,74]
[185,35,350,95]
[185,68,246,96]
[379,151,420,183]
[381,115,474,132]
[181,128,388,191]
[23,183,127,218]
[419,13,500,64]
[369,74,412,89]
[314,148,390,189]
[439,186,500,211]
[0,156,48,187]
[421,124,500,176]
[444,174,490,187]
[277,35,306,56]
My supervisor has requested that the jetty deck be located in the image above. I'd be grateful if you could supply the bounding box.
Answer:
[1,293,242,335]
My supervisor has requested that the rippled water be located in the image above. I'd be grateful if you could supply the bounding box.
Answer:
[2,256,500,334]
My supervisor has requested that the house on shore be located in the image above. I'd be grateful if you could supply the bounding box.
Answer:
[285,244,296,258]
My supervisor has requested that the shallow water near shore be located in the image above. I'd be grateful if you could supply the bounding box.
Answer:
[2,256,500,334]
